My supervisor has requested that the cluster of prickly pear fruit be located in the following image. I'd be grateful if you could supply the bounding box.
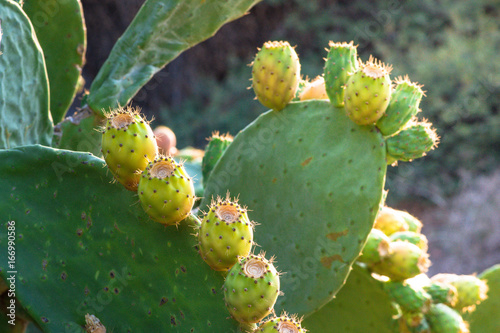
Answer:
[101,106,195,226]
[357,206,489,332]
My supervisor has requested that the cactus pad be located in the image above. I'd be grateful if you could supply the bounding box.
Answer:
[0,145,242,332]
[386,121,439,163]
[202,100,387,316]
[0,0,52,149]
[202,132,233,188]
[467,264,500,333]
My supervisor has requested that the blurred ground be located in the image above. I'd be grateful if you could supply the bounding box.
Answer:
[398,168,500,276]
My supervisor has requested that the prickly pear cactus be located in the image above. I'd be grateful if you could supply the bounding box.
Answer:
[0,145,241,332]
[202,100,387,316]
[0,0,52,149]
[202,132,233,188]
[255,315,306,332]
[467,264,500,332]
[22,0,86,123]
[303,264,397,332]
[386,121,439,163]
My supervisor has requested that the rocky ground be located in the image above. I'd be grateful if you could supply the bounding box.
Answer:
[397,168,500,277]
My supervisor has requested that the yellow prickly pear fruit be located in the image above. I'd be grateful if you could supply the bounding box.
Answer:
[251,41,301,111]
[299,76,328,101]
[374,206,410,236]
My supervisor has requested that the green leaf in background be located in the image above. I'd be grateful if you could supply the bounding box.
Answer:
[22,0,87,124]
[303,264,398,332]
[86,0,262,114]
[0,145,239,332]
[0,0,52,149]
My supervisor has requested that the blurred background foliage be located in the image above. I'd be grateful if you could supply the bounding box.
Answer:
[81,0,499,203]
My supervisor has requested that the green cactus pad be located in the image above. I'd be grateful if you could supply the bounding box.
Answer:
[202,100,387,316]
[22,0,86,123]
[198,195,254,271]
[303,264,397,332]
[0,0,52,149]
[202,132,233,188]
[87,0,261,114]
[224,254,280,324]
[255,315,306,332]
[324,41,359,107]
[138,156,196,225]
[101,107,158,191]
[0,145,242,332]
[467,264,500,333]
[344,56,392,125]
[251,41,301,111]
[376,76,425,137]
[386,121,439,163]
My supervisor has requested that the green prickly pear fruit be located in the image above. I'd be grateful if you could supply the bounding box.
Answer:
[376,76,425,136]
[202,132,233,188]
[358,228,391,265]
[101,106,158,191]
[224,253,280,324]
[251,41,301,111]
[386,120,439,163]
[390,231,428,252]
[426,304,470,333]
[198,195,254,271]
[373,241,431,281]
[423,282,459,307]
[374,206,409,236]
[343,55,392,125]
[383,280,432,313]
[298,76,328,101]
[398,210,423,233]
[255,314,306,332]
[430,274,489,311]
[138,156,195,226]
[399,312,431,333]
[324,41,359,107]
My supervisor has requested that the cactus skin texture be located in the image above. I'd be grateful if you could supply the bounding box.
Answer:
[467,264,500,333]
[376,76,425,137]
[430,274,489,312]
[390,231,428,252]
[372,241,431,281]
[424,282,459,307]
[198,195,254,271]
[383,281,432,313]
[223,253,280,324]
[386,121,439,163]
[255,315,307,332]
[358,228,390,265]
[101,106,158,191]
[324,41,359,107]
[251,41,301,111]
[202,132,233,188]
[343,55,392,125]
[138,156,195,225]
[426,304,470,333]
[374,206,410,236]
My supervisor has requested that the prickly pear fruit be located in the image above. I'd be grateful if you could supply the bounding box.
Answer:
[251,41,301,111]
[386,120,439,163]
[224,253,280,324]
[202,132,233,188]
[343,55,392,125]
[198,195,254,271]
[372,241,431,281]
[374,206,409,236]
[383,280,432,313]
[358,228,390,265]
[423,282,459,307]
[390,231,428,252]
[255,314,306,332]
[101,106,158,191]
[138,156,195,225]
[399,312,431,333]
[426,304,469,333]
[298,76,328,101]
[399,210,423,233]
[376,76,425,136]
[431,274,488,311]
[324,41,359,107]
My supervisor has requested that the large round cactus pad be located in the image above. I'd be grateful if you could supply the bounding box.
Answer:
[468,264,500,333]
[202,100,387,316]
[0,145,239,332]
